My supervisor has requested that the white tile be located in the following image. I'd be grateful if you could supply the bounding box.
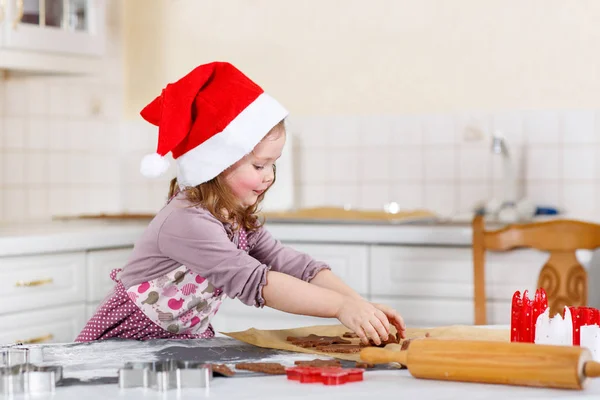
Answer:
[422,114,456,144]
[88,155,107,184]
[390,115,422,145]
[319,184,360,209]
[47,120,68,151]
[48,153,67,184]
[525,147,560,181]
[358,116,391,146]
[563,110,596,144]
[390,147,423,182]
[26,118,50,150]
[523,110,560,144]
[562,183,597,217]
[458,144,491,181]
[492,179,526,202]
[4,79,27,117]
[562,146,596,181]
[491,111,524,145]
[67,120,89,151]
[359,147,390,183]
[27,188,49,220]
[68,154,90,184]
[298,148,328,184]
[389,184,424,210]
[68,186,90,215]
[297,184,329,209]
[0,81,5,118]
[325,115,360,147]
[48,82,69,117]
[424,146,456,181]
[457,183,490,212]
[25,153,48,185]
[3,152,25,185]
[3,188,27,221]
[330,148,360,184]
[293,116,330,148]
[90,186,122,214]
[455,112,491,144]
[492,145,525,182]
[524,182,561,206]
[102,88,124,120]
[3,118,26,149]
[424,183,456,216]
[26,78,49,116]
[358,184,390,209]
[68,84,93,118]
[48,188,70,217]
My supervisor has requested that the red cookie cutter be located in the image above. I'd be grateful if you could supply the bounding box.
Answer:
[285,367,364,385]
[510,288,548,343]
[569,306,600,345]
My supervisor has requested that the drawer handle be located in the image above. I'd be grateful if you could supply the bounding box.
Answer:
[12,0,23,29]
[15,334,54,344]
[15,278,54,287]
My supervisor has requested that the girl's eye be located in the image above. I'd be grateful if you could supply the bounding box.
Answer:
[253,164,265,170]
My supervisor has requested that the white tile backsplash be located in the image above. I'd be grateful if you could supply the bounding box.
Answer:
[524,110,561,144]
[391,147,423,182]
[562,145,596,181]
[359,147,390,183]
[563,110,596,144]
[458,144,491,181]
[562,183,597,218]
[422,114,456,144]
[525,147,561,181]
[359,184,390,209]
[424,146,456,181]
[391,115,422,145]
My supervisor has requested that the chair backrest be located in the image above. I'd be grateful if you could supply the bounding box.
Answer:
[472,215,600,325]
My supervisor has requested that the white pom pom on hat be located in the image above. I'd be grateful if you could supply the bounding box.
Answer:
[140,153,170,178]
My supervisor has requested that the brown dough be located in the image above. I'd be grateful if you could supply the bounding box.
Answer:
[369,333,398,347]
[294,359,342,368]
[235,362,286,375]
[343,332,360,339]
[401,332,431,350]
[355,362,375,369]
[212,364,235,377]
[287,334,351,348]
[315,344,364,354]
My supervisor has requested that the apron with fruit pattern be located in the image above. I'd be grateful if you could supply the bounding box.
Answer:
[75,228,250,342]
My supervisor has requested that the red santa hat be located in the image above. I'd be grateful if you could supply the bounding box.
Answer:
[139,61,289,187]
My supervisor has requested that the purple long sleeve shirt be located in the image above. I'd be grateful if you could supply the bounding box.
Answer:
[118,192,330,307]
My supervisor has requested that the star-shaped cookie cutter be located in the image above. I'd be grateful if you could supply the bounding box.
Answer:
[119,360,212,391]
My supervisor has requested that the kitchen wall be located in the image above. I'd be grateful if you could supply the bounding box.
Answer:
[0,0,599,222]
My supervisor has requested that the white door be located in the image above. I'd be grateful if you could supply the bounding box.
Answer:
[3,0,105,56]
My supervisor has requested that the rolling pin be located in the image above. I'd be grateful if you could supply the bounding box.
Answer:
[360,338,600,390]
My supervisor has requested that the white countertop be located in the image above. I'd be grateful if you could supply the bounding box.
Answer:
[0,219,475,257]
[43,371,600,400]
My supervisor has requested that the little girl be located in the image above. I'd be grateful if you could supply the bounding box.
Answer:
[76,62,405,345]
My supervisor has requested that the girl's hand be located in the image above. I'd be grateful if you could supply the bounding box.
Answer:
[371,303,407,339]
[335,298,391,345]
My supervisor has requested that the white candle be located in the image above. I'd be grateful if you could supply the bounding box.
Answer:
[535,307,573,346]
[580,325,600,361]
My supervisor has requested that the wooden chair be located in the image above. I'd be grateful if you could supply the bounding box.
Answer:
[472,215,600,325]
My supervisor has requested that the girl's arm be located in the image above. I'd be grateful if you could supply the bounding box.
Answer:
[262,270,390,345]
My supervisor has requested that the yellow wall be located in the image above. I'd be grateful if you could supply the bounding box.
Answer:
[124,0,600,118]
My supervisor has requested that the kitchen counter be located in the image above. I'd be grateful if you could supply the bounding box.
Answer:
[0,219,476,257]
[9,334,600,400]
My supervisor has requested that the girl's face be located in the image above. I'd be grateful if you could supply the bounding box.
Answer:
[223,127,286,208]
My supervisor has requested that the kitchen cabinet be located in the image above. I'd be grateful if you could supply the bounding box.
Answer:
[0,0,106,73]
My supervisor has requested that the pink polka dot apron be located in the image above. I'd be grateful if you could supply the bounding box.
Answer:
[75,228,250,342]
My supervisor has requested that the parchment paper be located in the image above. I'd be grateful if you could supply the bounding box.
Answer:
[222,324,510,363]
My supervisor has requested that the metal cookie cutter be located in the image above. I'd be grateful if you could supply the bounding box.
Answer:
[0,348,29,367]
[119,360,212,391]
[1,364,63,396]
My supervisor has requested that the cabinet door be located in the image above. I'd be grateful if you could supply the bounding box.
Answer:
[86,247,132,303]
[280,242,369,296]
[211,299,339,333]
[0,252,87,315]
[0,304,86,344]
[3,0,105,56]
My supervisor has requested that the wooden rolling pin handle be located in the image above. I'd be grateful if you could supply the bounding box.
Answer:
[584,361,600,378]
[360,347,407,365]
